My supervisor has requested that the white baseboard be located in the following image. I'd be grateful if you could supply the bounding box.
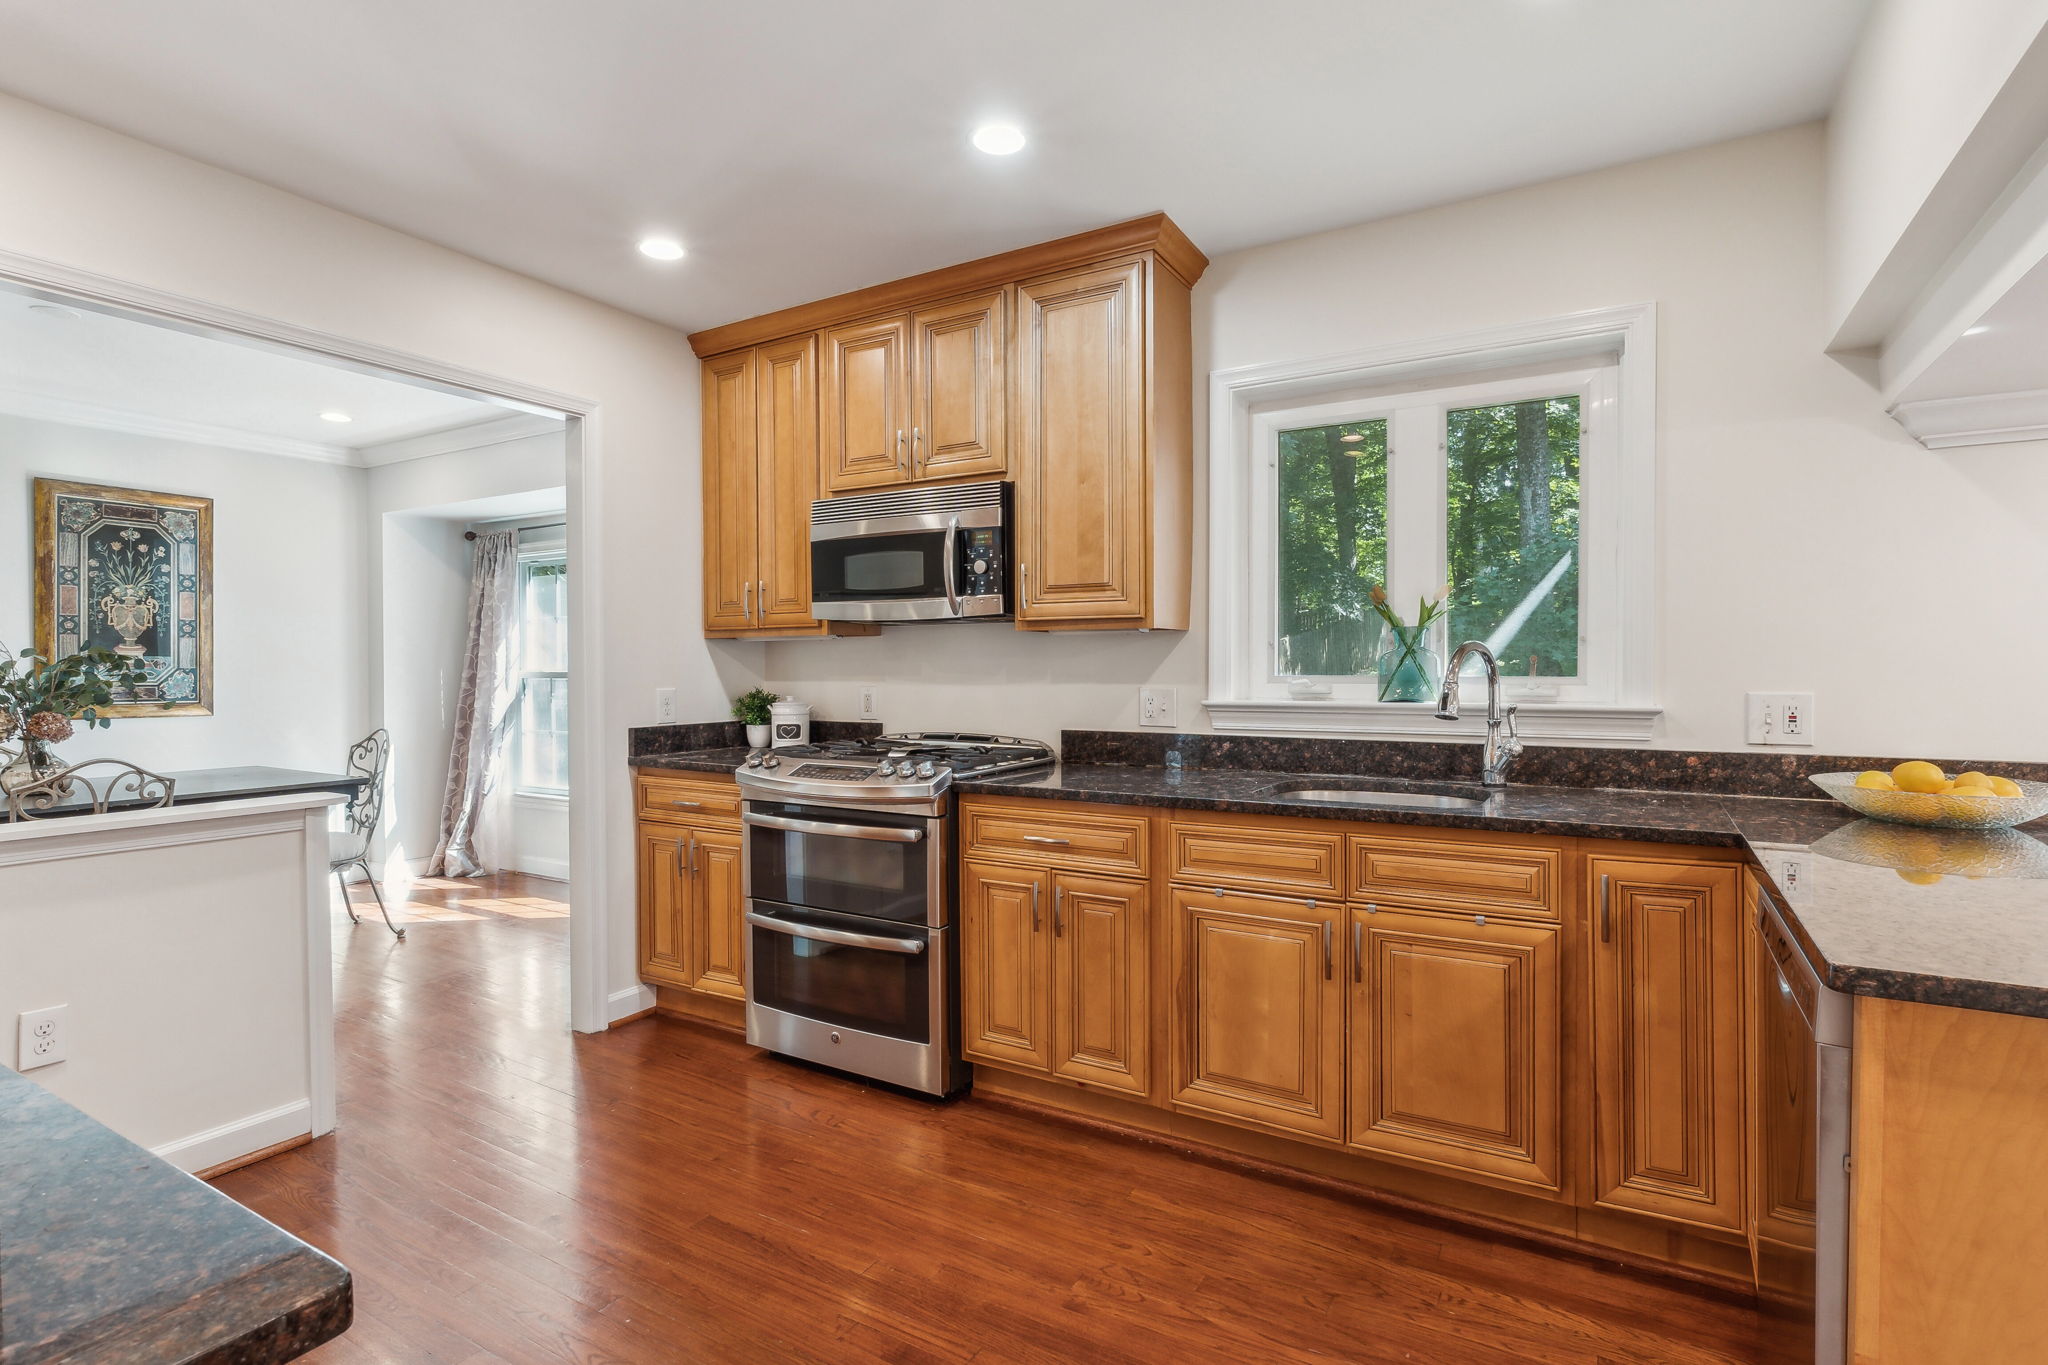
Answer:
[608,983,656,1022]
[516,855,571,881]
[152,1098,313,1173]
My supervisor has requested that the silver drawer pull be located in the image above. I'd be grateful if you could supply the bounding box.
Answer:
[670,799,703,808]
[1021,835,1071,846]
[744,811,925,843]
[746,911,926,955]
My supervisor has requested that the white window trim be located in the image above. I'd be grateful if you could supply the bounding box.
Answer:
[514,547,570,798]
[1206,304,1661,744]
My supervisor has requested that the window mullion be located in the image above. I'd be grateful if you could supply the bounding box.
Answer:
[1385,403,1445,636]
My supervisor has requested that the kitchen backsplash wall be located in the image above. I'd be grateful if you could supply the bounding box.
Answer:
[764,125,2048,762]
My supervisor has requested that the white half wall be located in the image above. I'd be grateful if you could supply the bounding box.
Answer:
[0,411,368,772]
[765,124,2048,761]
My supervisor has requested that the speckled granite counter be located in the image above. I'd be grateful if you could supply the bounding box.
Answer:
[634,746,2048,1020]
[0,1066,350,1363]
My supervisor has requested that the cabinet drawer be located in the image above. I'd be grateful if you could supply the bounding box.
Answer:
[962,801,1149,875]
[635,771,743,825]
[1169,817,1343,896]
[1349,833,1561,919]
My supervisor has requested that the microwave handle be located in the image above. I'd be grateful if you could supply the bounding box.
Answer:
[942,515,961,616]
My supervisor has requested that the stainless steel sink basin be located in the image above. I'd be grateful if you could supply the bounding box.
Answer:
[1260,779,1494,811]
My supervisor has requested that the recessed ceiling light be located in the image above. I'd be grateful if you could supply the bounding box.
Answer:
[637,236,687,261]
[972,124,1027,156]
[320,411,353,424]
[26,302,81,321]
[1964,324,1991,336]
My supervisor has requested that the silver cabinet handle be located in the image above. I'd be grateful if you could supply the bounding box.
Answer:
[1021,834,1069,846]
[1600,873,1613,943]
[1030,881,1041,932]
[913,425,922,474]
[1352,920,1363,982]
[687,831,698,877]
[670,799,702,809]
[742,579,753,624]
[1321,920,1333,980]
[673,838,685,877]
[942,514,960,616]
[1053,884,1064,937]
[744,811,924,843]
[897,428,907,474]
[746,911,925,955]
[759,579,767,621]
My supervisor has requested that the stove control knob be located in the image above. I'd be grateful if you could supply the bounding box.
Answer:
[916,761,937,779]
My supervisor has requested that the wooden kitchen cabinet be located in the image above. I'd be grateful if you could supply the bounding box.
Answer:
[636,823,693,991]
[684,826,746,1000]
[1588,852,1745,1232]
[700,349,757,633]
[1169,885,1344,1143]
[820,315,911,491]
[1347,907,1563,1195]
[961,861,1053,1072]
[820,290,1006,493]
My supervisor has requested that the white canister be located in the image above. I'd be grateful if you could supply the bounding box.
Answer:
[769,699,812,749]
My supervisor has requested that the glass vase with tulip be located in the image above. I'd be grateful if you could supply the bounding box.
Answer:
[1368,584,1450,703]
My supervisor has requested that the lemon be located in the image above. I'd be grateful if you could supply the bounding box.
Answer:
[1854,770,1897,791]
[1989,776,2024,798]
[1893,761,1948,794]
[1949,783,1994,797]
[1956,771,1993,788]
[1896,869,1944,886]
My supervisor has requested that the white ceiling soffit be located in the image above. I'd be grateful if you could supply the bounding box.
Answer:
[0,291,516,462]
[0,0,1872,334]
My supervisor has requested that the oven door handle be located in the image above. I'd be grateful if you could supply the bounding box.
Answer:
[743,811,926,843]
[745,911,927,955]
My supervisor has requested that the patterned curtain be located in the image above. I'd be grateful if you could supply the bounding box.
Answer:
[427,532,520,877]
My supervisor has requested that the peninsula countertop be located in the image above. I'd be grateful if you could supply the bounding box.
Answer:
[0,1064,351,1364]
[632,747,2048,1020]
[6,765,363,820]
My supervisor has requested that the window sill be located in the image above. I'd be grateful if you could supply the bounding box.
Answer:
[1202,698,1661,744]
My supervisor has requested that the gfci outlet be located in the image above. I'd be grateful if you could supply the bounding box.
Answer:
[654,687,678,723]
[18,1004,68,1071]
[1139,686,1178,728]
[858,685,881,721]
[1746,692,1815,746]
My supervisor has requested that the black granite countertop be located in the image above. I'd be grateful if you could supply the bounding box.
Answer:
[6,766,363,822]
[634,746,2048,1019]
[0,1065,351,1363]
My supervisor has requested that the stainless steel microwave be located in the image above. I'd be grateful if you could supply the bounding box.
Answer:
[809,480,1012,622]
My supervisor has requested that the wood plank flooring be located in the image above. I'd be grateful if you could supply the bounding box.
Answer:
[212,873,1781,1364]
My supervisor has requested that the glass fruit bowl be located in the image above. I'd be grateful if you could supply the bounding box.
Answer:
[1809,772,2048,831]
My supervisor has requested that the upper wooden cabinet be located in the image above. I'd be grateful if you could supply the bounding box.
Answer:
[691,214,1205,635]
[1588,852,1745,1233]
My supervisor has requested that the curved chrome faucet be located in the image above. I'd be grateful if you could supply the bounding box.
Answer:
[1437,641,1523,787]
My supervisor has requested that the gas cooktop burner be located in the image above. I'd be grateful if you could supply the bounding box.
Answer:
[736,731,1055,807]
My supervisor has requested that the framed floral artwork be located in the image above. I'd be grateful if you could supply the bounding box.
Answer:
[33,479,213,716]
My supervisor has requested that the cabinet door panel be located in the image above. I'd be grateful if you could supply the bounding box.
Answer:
[1052,872,1148,1095]
[1348,909,1561,1194]
[636,825,692,990]
[1015,260,1146,624]
[821,316,910,492]
[686,827,746,1000]
[961,862,1052,1073]
[701,350,758,631]
[912,290,1006,481]
[755,335,820,629]
[1170,887,1343,1142]
[1590,856,1744,1231]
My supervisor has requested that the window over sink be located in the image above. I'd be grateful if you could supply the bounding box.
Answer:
[1208,305,1659,742]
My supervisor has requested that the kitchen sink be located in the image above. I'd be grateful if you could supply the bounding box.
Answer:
[1259,779,1495,812]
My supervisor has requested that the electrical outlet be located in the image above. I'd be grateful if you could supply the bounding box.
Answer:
[18,1005,67,1071]
[1746,692,1815,746]
[858,685,880,721]
[654,688,678,724]
[1139,686,1178,728]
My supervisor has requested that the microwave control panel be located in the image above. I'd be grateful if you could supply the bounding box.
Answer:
[960,528,1005,599]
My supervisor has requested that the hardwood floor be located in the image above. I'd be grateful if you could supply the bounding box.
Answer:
[213,873,1780,1364]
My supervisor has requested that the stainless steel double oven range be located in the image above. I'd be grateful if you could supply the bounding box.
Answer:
[735,733,1054,1096]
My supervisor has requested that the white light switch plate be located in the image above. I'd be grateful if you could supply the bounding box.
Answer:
[18,1005,67,1071]
[1139,686,1178,728]
[1746,692,1814,746]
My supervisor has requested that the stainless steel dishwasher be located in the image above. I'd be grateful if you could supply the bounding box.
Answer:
[1753,884,1853,1365]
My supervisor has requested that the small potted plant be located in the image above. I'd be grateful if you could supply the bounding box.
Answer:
[1368,585,1450,703]
[732,687,780,750]
[0,643,148,791]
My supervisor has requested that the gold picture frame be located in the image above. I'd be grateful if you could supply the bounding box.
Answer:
[33,478,214,717]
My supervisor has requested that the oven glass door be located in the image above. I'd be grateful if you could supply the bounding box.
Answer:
[812,529,948,607]
[748,903,932,1043]
[744,801,936,925]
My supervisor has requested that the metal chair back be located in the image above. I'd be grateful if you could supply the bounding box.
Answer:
[342,729,391,842]
[6,759,176,820]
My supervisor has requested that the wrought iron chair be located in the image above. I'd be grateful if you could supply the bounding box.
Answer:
[5,758,176,820]
[330,729,403,940]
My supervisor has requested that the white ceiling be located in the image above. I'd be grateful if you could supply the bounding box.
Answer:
[0,290,515,460]
[0,0,1873,335]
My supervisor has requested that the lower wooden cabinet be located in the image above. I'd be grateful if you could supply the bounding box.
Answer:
[1347,907,1562,1194]
[635,820,745,1000]
[962,860,1151,1095]
[1169,886,1344,1142]
[1588,853,1745,1231]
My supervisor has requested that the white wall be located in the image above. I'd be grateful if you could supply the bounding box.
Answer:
[767,125,2048,761]
[0,89,752,1022]
[0,412,368,771]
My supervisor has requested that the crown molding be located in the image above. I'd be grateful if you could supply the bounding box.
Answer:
[355,412,566,467]
[1891,387,2048,449]
[0,383,361,465]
